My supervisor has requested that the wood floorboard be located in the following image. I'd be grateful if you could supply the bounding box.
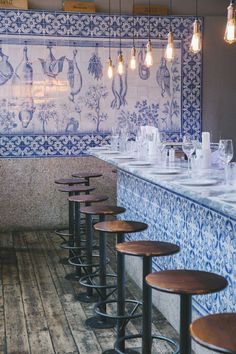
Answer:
[0,230,180,354]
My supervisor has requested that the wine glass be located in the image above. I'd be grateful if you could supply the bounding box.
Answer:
[182,136,196,176]
[219,139,234,184]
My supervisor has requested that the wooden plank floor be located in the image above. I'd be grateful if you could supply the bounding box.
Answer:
[0,230,179,354]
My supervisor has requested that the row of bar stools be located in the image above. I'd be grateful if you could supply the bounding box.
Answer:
[190,313,236,354]
[58,184,96,278]
[68,193,109,302]
[146,270,228,354]
[79,205,126,329]
[115,240,180,354]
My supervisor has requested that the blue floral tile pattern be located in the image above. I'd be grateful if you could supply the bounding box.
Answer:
[0,10,202,158]
[117,170,236,316]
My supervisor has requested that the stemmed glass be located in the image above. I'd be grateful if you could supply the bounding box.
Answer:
[219,139,234,184]
[110,127,119,151]
[182,136,196,176]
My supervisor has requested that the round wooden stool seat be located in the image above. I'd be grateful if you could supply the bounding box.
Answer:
[72,172,102,179]
[58,185,95,193]
[146,270,228,295]
[190,313,236,354]
[68,194,108,204]
[94,220,148,234]
[54,178,86,185]
[80,205,126,216]
[116,240,180,258]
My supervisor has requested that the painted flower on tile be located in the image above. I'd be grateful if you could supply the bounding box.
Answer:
[84,84,108,132]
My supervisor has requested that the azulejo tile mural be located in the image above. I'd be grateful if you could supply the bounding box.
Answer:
[117,170,236,317]
[0,10,202,158]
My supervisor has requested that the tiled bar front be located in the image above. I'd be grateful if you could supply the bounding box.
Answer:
[117,169,236,327]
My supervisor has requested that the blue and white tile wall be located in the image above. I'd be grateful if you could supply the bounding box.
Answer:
[118,170,236,316]
[0,10,202,158]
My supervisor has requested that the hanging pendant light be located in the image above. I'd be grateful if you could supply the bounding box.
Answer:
[190,0,201,53]
[224,0,236,44]
[145,0,153,67]
[130,0,137,70]
[165,0,175,62]
[117,0,124,75]
[107,0,113,79]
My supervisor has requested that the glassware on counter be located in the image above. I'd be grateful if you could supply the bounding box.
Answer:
[219,139,234,184]
[182,136,196,176]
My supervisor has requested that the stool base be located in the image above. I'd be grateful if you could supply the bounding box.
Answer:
[75,292,98,303]
[85,315,116,329]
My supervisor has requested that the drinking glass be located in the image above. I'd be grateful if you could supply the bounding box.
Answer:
[110,127,119,151]
[219,139,234,184]
[182,136,196,176]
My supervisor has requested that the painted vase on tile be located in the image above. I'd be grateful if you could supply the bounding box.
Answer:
[0,47,14,85]
[13,46,33,85]
[18,98,36,128]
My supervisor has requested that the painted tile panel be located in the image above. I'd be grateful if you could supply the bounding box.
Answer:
[0,10,202,158]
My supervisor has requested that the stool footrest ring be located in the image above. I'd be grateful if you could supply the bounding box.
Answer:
[94,299,142,320]
[68,255,109,269]
[55,229,72,237]
[114,334,179,354]
[60,239,97,251]
[79,273,117,290]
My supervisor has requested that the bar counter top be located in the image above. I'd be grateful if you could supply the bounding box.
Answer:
[89,149,236,222]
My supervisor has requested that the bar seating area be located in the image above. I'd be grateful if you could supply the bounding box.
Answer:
[1,0,236,354]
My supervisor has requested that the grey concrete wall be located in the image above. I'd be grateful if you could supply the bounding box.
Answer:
[0,156,116,231]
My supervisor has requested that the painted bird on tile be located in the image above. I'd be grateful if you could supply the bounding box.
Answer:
[156,57,171,97]
[39,46,65,79]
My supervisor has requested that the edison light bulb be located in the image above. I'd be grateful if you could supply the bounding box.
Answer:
[107,58,113,79]
[165,32,175,62]
[130,47,137,70]
[224,3,236,44]
[145,40,153,67]
[117,53,124,75]
[190,19,201,53]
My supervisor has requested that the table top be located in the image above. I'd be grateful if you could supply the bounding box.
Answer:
[89,148,236,221]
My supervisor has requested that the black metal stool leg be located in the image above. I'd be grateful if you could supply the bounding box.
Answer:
[85,215,116,329]
[76,213,98,303]
[59,193,74,265]
[142,257,152,354]
[65,201,82,281]
[180,294,192,354]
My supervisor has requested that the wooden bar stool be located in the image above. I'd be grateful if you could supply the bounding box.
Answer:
[68,194,109,303]
[93,221,148,354]
[79,205,126,329]
[54,177,86,239]
[190,313,236,354]
[114,241,180,354]
[58,185,95,279]
[146,270,228,354]
[72,172,102,186]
